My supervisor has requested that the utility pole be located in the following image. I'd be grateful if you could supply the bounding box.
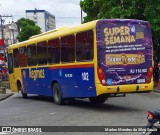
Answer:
[0,15,12,60]
[81,8,83,24]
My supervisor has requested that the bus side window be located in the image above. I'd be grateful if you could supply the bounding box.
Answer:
[27,44,37,66]
[61,35,75,63]
[37,41,47,65]
[48,38,60,64]
[13,49,19,68]
[76,30,94,61]
[19,47,27,67]
[8,53,13,74]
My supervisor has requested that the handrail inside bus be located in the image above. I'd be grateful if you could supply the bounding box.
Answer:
[29,26,70,39]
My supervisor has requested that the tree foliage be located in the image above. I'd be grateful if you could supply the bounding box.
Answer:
[80,0,160,61]
[16,18,41,42]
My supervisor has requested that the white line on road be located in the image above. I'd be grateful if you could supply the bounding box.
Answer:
[0,132,9,134]
[0,132,15,135]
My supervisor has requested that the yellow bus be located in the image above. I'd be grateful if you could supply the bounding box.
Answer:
[7,19,154,105]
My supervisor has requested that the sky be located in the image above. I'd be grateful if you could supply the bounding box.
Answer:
[0,0,85,28]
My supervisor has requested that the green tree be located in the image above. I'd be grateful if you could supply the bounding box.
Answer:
[80,0,160,61]
[16,18,41,42]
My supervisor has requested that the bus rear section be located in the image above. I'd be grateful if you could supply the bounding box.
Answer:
[95,19,153,96]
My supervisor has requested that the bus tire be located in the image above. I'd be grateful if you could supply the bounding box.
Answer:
[53,83,63,105]
[17,82,27,99]
[89,97,106,104]
[22,92,27,99]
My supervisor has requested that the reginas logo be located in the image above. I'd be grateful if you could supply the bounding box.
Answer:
[29,69,45,81]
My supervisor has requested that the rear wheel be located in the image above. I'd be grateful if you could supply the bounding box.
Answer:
[17,82,27,99]
[89,96,106,104]
[53,83,63,105]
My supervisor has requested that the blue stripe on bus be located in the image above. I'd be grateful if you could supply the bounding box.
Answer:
[21,67,96,98]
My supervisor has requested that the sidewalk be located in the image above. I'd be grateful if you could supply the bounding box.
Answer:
[0,88,14,101]
[153,87,160,93]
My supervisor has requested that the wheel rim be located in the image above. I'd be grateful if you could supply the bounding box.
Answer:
[18,84,22,93]
[54,88,60,103]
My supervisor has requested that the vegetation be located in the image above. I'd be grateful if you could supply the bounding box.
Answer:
[16,18,41,42]
[80,0,160,61]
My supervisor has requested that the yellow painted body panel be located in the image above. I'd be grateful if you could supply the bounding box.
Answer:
[96,81,153,96]
[9,68,22,92]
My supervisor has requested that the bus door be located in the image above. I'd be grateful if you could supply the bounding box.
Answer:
[8,53,17,92]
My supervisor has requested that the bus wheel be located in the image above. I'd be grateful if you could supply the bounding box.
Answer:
[18,82,27,99]
[22,92,27,99]
[89,97,106,104]
[53,83,63,105]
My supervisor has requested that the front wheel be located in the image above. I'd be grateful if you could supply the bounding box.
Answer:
[17,82,27,99]
[53,83,63,105]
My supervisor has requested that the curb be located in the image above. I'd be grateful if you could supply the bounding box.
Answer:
[0,93,14,101]
[153,89,160,93]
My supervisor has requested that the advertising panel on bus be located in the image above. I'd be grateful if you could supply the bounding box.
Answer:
[96,19,152,86]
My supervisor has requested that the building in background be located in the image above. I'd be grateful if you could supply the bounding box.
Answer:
[26,9,56,33]
[0,22,18,56]
[5,22,19,45]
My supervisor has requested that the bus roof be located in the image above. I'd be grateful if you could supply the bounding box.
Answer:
[8,19,98,50]
[29,26,70,39]
[8,19,149,50]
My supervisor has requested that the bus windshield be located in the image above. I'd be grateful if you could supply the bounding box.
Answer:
[96,19,152,86]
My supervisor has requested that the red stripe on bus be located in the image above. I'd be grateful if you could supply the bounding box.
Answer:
[48,64,94,70]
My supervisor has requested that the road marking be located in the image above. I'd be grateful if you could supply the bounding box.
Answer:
[0,132,9,134]
[0,132,15,135]
[50,113,55,114]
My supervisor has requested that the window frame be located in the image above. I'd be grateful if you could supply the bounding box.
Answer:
[48,38,61,65]
[13,48,19,68]
[19,46,28,67]
[27,44,37,66]
[37,41,48,66]
[8,53,14,74]
[75,29,94,62]
[60,34,75,63]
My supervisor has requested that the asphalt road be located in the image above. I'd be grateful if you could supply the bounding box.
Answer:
[0,91,160,135]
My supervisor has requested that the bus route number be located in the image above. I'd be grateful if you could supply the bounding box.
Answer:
[82,72,89,81]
